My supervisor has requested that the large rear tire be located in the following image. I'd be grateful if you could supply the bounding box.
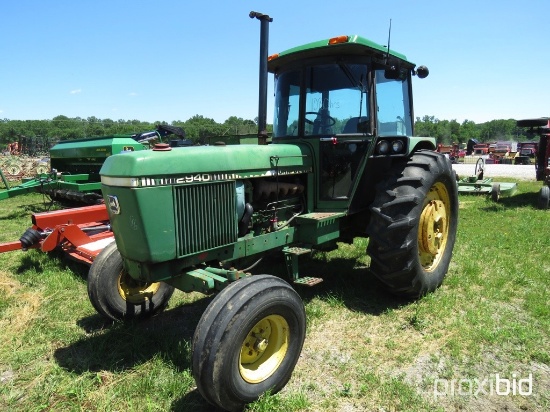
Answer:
[192,275,306,412]
[367,150,458,298]
[87,241,175,321]
[538,185,550,209]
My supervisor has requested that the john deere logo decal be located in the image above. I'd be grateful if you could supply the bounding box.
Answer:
[108,195,120,215]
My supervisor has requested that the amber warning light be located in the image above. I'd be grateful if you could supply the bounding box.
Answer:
[328,35,349,45]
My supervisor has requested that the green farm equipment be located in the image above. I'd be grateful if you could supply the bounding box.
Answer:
[88,12,458,411]
[457,157,517,201]
[0,125,188,204]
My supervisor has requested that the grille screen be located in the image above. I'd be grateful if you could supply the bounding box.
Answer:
[174,181,237,257]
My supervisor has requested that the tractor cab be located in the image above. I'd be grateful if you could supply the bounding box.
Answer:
[268,35,427,206]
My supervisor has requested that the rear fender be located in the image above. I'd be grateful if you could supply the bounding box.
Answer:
[409,137,436,154]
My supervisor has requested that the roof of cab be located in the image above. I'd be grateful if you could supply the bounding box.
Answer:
[267,35,413,73]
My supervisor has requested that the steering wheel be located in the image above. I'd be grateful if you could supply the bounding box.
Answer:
[304,111,336,126]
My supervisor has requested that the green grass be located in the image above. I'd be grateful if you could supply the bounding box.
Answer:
[0,181,549,411]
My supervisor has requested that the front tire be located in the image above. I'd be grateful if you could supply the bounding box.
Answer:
[367,151,459,298]
[87,241,175,321]
[192,275,306,412]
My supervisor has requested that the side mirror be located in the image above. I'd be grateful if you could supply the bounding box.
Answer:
[416,65,429,79]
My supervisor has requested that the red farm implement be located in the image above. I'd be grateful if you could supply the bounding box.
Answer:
[0,204,113,265]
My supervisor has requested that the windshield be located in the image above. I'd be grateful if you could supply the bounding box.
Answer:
[273,63,370,137]
[375,69,413,136]
[273,62,414,138]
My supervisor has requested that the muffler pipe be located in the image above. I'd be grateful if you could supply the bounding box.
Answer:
[250,11,273,145]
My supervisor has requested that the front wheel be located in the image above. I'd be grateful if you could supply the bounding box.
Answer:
[192,275,306,412]
[367,150,459,298]
[87,241,175,321]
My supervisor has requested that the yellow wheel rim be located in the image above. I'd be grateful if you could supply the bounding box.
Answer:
[239,315,289,383]
[117,271,161,304]
[418,182,451,271]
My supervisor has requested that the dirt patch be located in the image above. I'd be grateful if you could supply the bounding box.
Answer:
[396,351,549,412]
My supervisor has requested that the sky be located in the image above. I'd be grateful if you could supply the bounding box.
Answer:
[1,0,549,125]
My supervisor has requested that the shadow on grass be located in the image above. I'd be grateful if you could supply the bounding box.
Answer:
[15,248,90,279]
[252,251,412,315]
[54,296,214,374]
[53,296,220,410]
[491,190,540,208]
[171,391,224,412]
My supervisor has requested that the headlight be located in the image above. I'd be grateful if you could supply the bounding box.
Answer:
[392,140,404,153]
[376,140,390,154]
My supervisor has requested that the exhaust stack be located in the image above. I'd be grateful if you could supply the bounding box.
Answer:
[250,11,273,145]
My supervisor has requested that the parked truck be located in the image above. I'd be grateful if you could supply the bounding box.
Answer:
[515,141,538,165]
[473,142,490,155]
[87,12,458,411]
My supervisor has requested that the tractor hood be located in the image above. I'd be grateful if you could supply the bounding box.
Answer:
[100,143,313,187]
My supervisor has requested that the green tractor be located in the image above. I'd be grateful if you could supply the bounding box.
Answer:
[89,12,458,411]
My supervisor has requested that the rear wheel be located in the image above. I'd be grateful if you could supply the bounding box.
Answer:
[87,241,174,321]
[538,185,550,209]
[367,150,458,298]
[192,275,306,412]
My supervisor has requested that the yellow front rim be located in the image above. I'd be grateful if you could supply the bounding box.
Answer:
[117,271,161,304]
[239,315,289,383]
[418,182,451,271]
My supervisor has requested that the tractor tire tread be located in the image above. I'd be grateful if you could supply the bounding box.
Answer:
[366,150,458,298]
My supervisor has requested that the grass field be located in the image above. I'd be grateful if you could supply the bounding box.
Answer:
[0,181,548,412]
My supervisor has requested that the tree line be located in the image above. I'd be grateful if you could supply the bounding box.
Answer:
[0,115,260,147]
[414,116,531,145]
[0,114,534,149]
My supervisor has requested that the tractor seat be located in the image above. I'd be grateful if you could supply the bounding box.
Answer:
[342,116,369,134]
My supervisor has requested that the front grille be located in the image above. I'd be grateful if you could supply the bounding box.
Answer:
[174,181,237,257]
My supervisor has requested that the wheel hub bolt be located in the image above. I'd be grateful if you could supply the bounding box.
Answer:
[254,338,268,352]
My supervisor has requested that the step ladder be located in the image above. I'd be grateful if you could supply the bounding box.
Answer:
[282,246,323,286]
